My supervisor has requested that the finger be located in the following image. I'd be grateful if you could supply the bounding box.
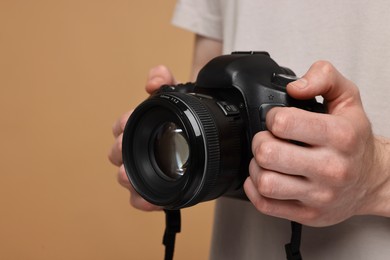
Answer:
[286,61,362,114]
[248,159,311,201]
[130,196,162,212]
[266,105,364,153]
[252,131,312,176]
[117,164,132,189]
[266,106,342,146]
[145,65,176,94]
[251,131,344,181]
[112,110,132,138]
[244,177,316,223]
[266,107,330,145]
[108,133,123,166]
[248,159,339,207]
[118,165,162,211]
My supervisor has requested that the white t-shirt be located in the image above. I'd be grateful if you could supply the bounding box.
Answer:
[173,1,390,259]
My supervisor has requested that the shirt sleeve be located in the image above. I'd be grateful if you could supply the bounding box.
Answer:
[171,0,223,41]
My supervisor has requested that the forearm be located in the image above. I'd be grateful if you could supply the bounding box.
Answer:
[190,35,222,81]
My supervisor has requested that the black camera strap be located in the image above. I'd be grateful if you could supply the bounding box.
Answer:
[163,209,181,260]
[285,221,303,260]
[162,210,301,260]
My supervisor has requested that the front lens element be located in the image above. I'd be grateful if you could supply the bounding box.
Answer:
[154,122,189,180]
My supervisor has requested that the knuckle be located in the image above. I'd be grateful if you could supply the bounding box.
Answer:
[113,111,131,137]
[249,158,259,173]
[254,141,278,168]
[317,189,337,205]
[333,164,350,184]
[120,113,131,131]
[107,150,115,165]
[251,131,268,154]
[323,158,350,184]
[130,196,143,210]
[254,199,273,215]
[148,65,161,78]
[108,140,123,166]
[150,65,166,75]
[129,196,137,208]
[111,121,118,136]
[117,166,131,189]
[257,174,275,198]
[313,60,335,76]
[117,136,123,153]
[270,109,294,137]
[130,196,157,211]
[349,83,360,98]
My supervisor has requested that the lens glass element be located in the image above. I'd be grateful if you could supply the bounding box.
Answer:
[153,122,189,180]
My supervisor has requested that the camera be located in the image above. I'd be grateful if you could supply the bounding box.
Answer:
[122,52,325,210]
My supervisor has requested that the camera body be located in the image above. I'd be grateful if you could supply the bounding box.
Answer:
[122,52,325,209]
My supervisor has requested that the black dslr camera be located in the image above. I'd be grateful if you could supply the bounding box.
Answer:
[122,52,325,209]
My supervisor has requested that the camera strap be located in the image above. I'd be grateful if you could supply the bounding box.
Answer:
[163,209,181,260]
[285,221,303,260]
[162,210,302,260]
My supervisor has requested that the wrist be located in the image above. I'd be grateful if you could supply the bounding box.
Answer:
[359,136,390,217]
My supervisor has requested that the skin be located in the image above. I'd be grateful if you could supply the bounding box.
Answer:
[108,35,390,226]
[245,61,390,227]
[108,65,175,212]
[108,35,222,211]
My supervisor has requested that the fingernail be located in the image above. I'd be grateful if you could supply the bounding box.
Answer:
[291,78,308,89]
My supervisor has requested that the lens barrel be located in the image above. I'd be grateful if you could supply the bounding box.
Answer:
[122,92,243,209]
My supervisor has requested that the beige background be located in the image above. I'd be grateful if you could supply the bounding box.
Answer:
[0,1,214,259]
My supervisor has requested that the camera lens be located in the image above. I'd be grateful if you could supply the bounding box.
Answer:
[122,92,244,209]
[153,122,189,180]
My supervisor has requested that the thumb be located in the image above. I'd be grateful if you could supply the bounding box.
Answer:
[286,61,362,114]
[145,65,177,94]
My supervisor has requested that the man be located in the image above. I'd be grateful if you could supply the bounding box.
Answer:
[109,1,390,259]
